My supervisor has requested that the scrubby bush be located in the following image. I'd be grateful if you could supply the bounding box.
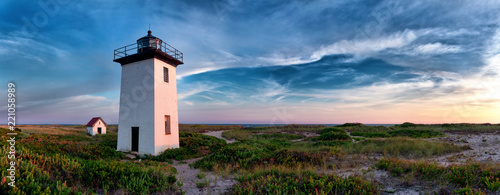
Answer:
[388,129,444,138]
[19,134,123,160]
[180,124,243,133]
[375,158,500,193]
[193,139,328,171]
[336,123,365,127]
[350,132,391,138]
[222,129,252,141]
[0,146,178,194]
[315,131,351,141]
[252,133,304,140]
[152,131,226,161]
[346,138,469,158]
[230,169,379,194]
[320,127,345,134]
[314,127,351,141]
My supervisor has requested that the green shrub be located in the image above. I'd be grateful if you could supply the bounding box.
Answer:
[19,134,123,160]
[320,127,345,134]
[222,129,252,141]
[315,131,351,141]
[0,146,178,194]
[252,133,304,140]
[152,131,226,161]
[400,122,417,127]
[193,139,328,171]
[484,177,500,192]
[347,138,468,158]
[230,169,379,194]
[376,158,499,192]
[388,129,445,138]
[313,140,352,147]
[179,124,243,133]
[336,123,365,127]
[350,132,391,138]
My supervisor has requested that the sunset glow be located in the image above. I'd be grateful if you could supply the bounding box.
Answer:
[1,1,500,124]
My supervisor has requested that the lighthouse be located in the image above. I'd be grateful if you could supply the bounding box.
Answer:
[113,30,183,155]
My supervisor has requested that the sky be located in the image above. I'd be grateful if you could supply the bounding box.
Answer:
[1,0,500,124]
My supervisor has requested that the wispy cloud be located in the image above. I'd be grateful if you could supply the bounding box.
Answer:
[311,30,418,60]
[413,43,462,55]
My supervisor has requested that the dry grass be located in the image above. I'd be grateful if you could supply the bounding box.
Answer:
[0,125,87,135]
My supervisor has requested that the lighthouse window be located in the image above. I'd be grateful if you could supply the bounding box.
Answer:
[164,67,169,83]
[165,115,171,135]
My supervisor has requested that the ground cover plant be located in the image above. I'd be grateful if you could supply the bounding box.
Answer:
[375,158,500,194]
[234,124,326,135]
[193,138,329,171]
[222,129,253,141]
[19,133,123,160]
[229,168,379,194]
[342,137,470,158]
[313,127,352,146]
[180,124,243,133]
[390,122,500,133]
[388,129,445,138]
[197,126,471,172]
[0,123,497,194]
[150,131,227,161]
[0,136,179,194]
[338,123,445,138]
[252,133,304,140]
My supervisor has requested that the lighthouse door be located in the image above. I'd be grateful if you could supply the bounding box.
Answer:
[131,127,139,152]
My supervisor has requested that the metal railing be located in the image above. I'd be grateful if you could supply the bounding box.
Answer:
[114,40,183,62]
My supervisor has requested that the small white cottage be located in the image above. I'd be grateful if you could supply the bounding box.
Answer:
[86,117,107,136]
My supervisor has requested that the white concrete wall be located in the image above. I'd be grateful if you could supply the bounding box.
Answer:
[117,57,180,155]
[153,58,180,155]
[87,119,107,136]
[117,58,155,153]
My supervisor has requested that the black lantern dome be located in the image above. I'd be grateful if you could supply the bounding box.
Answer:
[113,30,184,66]
[137,30,162,53]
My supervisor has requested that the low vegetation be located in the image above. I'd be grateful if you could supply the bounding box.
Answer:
[391,122,500,133]
[149,131,226,161]
[0,126,178,194]
[195,126,470,172]
[340,124,445,138]
[229,168,379,194]
[344,137,470,158]
[1,122,498,194]
[375,158,500,193]
[180,124,243,133]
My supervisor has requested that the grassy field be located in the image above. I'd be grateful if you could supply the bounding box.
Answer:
[0,123,499,194]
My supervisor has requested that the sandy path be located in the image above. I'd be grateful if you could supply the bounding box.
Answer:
[172,130,237,195]
[202,130,236,143]
[430,132,500,165]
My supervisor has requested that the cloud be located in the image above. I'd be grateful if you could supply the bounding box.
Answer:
[0,94,119,124]
[310,30,418,60]
[178,82,221,100]
[413,43,462,55]
[251,79,290,102]
[256,55,314,66]
[0,33,68,63]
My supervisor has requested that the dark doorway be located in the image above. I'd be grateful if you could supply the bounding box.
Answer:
[131,127,139,152]
[98,127,102,134]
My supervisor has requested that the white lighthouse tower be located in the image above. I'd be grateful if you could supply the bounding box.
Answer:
[113,30,183,155]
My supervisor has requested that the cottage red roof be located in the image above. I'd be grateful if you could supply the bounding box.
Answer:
[86,117,107,127]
